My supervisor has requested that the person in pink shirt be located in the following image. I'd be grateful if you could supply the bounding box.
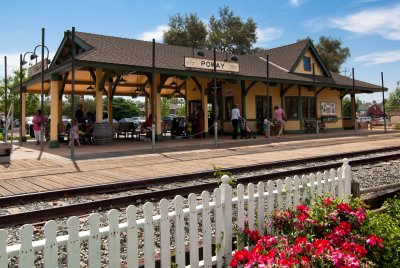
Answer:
[32,109,45,145]
[274,106,286,139]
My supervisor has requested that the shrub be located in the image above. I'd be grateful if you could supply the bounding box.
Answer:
[231,197,387,267]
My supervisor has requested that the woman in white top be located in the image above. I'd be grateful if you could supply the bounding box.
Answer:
[231,104,241,139]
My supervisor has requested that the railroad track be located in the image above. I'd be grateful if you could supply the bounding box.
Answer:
[0,148,399,228]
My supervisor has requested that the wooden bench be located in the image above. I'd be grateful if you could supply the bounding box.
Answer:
[304,120,325,133]
[0,144,11,165]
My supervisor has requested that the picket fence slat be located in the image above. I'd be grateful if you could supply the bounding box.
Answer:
[19,224,34,268]
[159,199,171,268]
[108,209,120,268]
[44,220,58,268]
[144,202,155,268]
[88,213,101,268]
[247,183,255,230]
[201,191,212,268]
[174,195,185,268]
[257,182,265,233]
[1,161,353,268]
[67,216,80,268]
[126,205,138,268]
[189,193,200,268]
[0,230,7,268]
[285,177,292,208]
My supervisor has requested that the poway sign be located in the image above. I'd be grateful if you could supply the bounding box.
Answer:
[184,57,239,72]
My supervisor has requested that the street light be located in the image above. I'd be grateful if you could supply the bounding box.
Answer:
[19,51,35,145]
[30,28,50,150]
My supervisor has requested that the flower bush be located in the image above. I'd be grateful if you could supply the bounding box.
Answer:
[231,197,386,267]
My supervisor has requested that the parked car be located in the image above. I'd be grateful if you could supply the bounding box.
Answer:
[102,119,118,123]
[374,117,388,125]
[119,118,134,123]
[357,116,371,123]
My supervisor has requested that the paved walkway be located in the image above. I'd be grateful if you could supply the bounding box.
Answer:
[0,130,399,197]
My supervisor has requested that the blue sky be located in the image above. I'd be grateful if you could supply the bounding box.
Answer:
[0,0,399,103]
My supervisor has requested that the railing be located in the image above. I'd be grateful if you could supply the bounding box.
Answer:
[0,159,352,267]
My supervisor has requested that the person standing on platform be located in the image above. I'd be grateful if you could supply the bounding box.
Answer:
[68,118,81,147]
[194,105,204,139]
[274,105,286,139]
[32,109,45,145]
[231,104,241,139]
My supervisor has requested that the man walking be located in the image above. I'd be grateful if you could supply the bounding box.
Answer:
[231,104,241,139]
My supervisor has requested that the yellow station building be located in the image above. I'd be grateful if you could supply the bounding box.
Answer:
[18,30,385,147]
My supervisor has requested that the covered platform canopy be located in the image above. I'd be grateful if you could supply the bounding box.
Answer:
[16,30,386,147]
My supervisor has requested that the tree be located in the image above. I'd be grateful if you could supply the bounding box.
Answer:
[0,68,40,117]
[104,97,140,121]
[163,6,258,54]
[163,13,207,48]
[298,36,350,73]
[386,82,400,113]
[342,97,362,117]
[208,6,257,54]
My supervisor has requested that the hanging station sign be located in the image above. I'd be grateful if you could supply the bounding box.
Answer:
[184,57,239,73]
[28,58,49,77]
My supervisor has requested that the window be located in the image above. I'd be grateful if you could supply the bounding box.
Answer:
[285,97,299,119]
[255,96,272,120]
[303,56,311,71]
[302,97,316,118]
[225,96,234,121]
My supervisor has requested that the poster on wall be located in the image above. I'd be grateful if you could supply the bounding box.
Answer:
[320,102,336,116]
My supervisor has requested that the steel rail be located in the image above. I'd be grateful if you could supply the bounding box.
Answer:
[0,151,399,228]
[1,146,400,207]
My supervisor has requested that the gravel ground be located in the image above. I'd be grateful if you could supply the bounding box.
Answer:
[4,151,400,267]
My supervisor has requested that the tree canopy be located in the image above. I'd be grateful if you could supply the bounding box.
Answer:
[0,69,39,117]
[163,6,257,54]
[299,36,351,73]
[386,82,400,113]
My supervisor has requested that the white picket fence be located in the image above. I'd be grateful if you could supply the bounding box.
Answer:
[0,159,352,267]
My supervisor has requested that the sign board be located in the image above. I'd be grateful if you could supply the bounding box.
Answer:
[28,58,49,77]
[320,101,336,116]
[184,57,239,73]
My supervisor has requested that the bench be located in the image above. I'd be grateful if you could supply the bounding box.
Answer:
[304,120,325,133]
[132,123,151,141]
[0,144,11,165]
[115,122,134,139]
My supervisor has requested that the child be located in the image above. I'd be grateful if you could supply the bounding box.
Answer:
[263,118,270,138]
[68,118,81,147]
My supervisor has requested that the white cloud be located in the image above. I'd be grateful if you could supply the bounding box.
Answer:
[354,50,400,65]
[0,53,20,79]
[331,4,400,40]
[256,27,284,47]
[137,26,169,42]
[289,0,300,7]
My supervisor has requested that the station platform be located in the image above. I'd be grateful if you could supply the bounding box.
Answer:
[0,130,399,197]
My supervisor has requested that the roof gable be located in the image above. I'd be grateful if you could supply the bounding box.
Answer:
[50,31,93,68]
[290,41,331,77]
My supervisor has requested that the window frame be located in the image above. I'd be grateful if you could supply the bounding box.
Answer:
[303,56,311,71]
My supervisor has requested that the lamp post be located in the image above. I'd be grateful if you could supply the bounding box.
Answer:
[213,48,218,147]
[29,28,50,150]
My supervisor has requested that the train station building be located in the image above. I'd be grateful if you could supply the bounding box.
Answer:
[18,30,385,147]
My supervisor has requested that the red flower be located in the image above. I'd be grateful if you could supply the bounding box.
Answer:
[297,211,309,222]
[313,239,332,255]
[296,204,310,212]
[250,230,261,243]
[323,197,333,205]
[366,234,384,248]
[337,203,352,214]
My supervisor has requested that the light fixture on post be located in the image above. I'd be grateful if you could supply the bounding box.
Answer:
[225,50,238,62]
[31,28,51,150]
[170,76,177,87]
[135,73,141,94]
[19,51,35,144]
[87,72,94,90]
[118,76,127,85]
